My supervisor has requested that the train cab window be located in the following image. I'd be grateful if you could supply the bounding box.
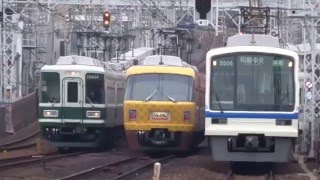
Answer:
[125,74,194,102]
[67,82,78,103]
[210,54,295,111]
[162,75,194,102]
[86,73,105,104]
[40,72,60,103]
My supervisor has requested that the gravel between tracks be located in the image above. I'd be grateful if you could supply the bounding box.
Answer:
[0,151,134,179]
[134,142,311,180]
[133,143,229,180]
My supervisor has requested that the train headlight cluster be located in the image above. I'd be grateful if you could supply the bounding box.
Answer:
[275,119,292,126]
[183,111,191,122]
[43,110,59,117]
[129,110,137,120]
[86,111,101,118]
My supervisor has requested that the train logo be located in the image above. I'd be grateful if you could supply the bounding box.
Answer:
[150,112,170,120]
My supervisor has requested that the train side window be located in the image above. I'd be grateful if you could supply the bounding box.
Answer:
[67,82,78,103]
[106,80,115,105]
[117,82,125,104]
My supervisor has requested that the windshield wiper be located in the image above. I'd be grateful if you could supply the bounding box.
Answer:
[145,89,158,102]
[214,90,224,113]
[51,98,56,107]
[86,97,95,107]
[162,93,177,103]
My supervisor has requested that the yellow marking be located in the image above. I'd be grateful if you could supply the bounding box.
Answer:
[126,66,196,78]
[124,101,196,132]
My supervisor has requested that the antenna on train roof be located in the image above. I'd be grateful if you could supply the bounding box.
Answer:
[159,55,164,65]
[250,33,256,46]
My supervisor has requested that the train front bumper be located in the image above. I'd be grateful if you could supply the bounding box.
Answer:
[124,123,195,132]
[125,130,194,151]
[205,118,298,137]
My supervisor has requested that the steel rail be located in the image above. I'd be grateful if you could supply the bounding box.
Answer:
[0,130,40,148]
[0,152,84,169]
[55,157,138,180]
[113,155,175,180]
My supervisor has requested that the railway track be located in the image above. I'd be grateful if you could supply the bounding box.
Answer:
[0,130,40,151]
[0,141,36,151]
[0,152,84,170]
[55,154,175,180]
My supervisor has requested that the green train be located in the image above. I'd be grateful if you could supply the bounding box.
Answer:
[39,55,125,151]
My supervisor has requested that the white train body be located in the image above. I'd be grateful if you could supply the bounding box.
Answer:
[205,45,300,162]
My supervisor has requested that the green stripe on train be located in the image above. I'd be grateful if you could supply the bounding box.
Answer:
[39,106,106,119]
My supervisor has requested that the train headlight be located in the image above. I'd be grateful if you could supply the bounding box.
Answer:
[184,111,191,122]
[211,118,228,124]
[129,110,137,120]
[43,110,59,117]
[276,119,292,126]
[86,111,101,118]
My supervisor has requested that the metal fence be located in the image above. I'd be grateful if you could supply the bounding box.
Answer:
[0,91,38,135]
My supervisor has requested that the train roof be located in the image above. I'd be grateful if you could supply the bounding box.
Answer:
[44,47,155,73]
[56,55,105,67]
[126,65,197,78]
[206,46,299,62]
[227,34,280,48]
[140,55,198,70]
[106,47,155,71]
[142,55,183,66]
[111,47,155,61]
[41,64,105,73]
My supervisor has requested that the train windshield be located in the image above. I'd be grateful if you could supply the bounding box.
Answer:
[86,73,105,104]
[125,74,194,102]
[40,72,60,103]
[210,53,295,111]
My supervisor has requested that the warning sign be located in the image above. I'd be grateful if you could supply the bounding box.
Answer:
[305,81,312,89]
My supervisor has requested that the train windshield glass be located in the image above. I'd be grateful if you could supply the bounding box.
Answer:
[40,72,60,103]
[86,73,105,104]
[125,74,194,102]
[210,53,295,111]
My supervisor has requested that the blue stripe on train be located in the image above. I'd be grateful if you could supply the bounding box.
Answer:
[205,111,299,119]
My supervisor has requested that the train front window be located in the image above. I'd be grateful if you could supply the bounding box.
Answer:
[125,74,194,102]
[86,73,105,104]
[210,54,295,111]
[40,72,60,103]
[67,82,78,103]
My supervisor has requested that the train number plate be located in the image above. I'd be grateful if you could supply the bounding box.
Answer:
[150,112,170,121]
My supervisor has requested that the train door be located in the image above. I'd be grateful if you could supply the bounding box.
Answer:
[62,78,84,123]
